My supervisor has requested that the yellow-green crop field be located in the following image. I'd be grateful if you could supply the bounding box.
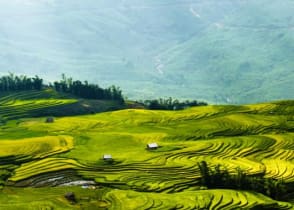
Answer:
[0,91,294,209]
[0,90,77,121]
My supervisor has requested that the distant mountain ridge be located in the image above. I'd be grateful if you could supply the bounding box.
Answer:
[0,0,293,103]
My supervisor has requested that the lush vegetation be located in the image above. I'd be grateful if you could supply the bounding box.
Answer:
[0,73,124,103]
[0,73,43,91]
[0,73,211,111]
[139,97,207,110]
[52,74,124,103]
[0,91,293,209]
[198,161,289,200]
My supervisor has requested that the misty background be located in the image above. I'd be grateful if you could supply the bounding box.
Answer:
[0,0,293,103]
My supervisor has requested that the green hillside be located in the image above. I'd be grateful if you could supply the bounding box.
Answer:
[0,0,293,103]
[0,91,294,209]
[0,89,125,123]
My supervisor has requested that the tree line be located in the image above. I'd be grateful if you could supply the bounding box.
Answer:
[0,73,43,91]
[0,73,124,103]
[50,74,124,103]
[139,97,207,110]
[0,73,208,107]
[198,161,291,201]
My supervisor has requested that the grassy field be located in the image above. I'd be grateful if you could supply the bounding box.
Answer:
[0,91,294,209]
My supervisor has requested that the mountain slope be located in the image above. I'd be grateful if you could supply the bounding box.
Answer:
[0,0,293,103]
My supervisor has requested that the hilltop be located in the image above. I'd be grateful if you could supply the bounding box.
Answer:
[0,89,125,123]
[0,90,293,209]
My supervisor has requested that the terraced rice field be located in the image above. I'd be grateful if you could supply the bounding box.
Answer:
[0,90,76,121]
[104,189,293,210]
[0,92,293,209]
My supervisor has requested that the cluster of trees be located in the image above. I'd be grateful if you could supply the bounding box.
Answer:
[0,73,43,91]
[51,74,124,103]
[198,161,289,200]
[0,73,124,103]
[140,97,207,110]
[0,74,207,107]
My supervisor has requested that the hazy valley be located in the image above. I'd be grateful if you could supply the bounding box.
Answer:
[0,0,293,103]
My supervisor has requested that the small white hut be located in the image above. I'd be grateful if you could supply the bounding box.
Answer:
[103,154,113,161]
[147,143,159,150]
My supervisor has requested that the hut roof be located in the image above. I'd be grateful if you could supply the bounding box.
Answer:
[103,154,112,160]
[147,143,158,148]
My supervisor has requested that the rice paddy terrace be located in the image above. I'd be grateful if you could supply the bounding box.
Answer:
[0,89,124,123]
[0,91,294,209]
